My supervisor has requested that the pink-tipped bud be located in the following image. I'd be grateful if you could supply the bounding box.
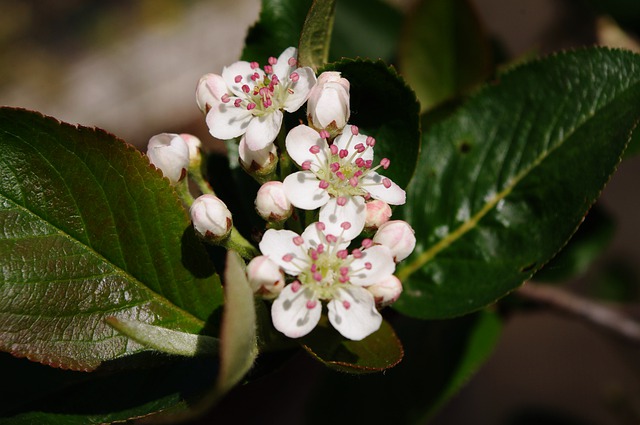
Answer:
[307,72,350,136]
[373,220,416,262]
[365,199,392,230]
[238,137,278,176]
[190,194,232,242]
[255,181,293,222]
[179,133,203,169]
[147,133,190,184]
[367,275,403,307]
[247,256,285,299]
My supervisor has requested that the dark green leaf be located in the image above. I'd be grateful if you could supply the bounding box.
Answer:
[298,0,336,71]
[301,318,404,373]
[533,205,615,282]
[398,0,492,112]
[242,0,313,63]
[329,0,403,64]
[305,311,501,424]
[395,48,640,319]
[0,352,217,425]
[0,108,223,370]
[624,124,640,158]
[320,59,421,188]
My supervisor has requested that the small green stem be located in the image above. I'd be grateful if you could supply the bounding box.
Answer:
[223,228,260,260]
[190,167,215,196]
[175,179,194,208]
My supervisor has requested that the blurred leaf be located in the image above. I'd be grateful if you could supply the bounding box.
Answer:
[588,259,640,302]
[298,0,336,71]
[586,0,640,28]
[329,0,402,63]
[305,311,501,424]
[106,317,220,357]
[0,108,223,371]
[0,352,217,424]
[301,319,403,373]
[533,205,615,282]
[242,0,313,63]
[320,59,421,188]
[398,0,492,112]
[395,48,640,319]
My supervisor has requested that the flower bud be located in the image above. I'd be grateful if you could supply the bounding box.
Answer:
[180,133,202,168]
[367,275,403,307]
[255,181,293,222]
[307,71,350,138]
[147,133,190,184]
[239,136,278,177]
[372,220,416,263]
[196,73,227,114]
[365,199,392,230]
[190,194,232,242]
[247,255,285,299]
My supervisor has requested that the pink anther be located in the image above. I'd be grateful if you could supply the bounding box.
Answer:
[337,196,347,206]
[290,72,300,82]
[350,125,359,135]
[221,94,230,103]
[234,75,242,83]
[291,280,301,292]
[382,178,392,188]
[268,56,277,65]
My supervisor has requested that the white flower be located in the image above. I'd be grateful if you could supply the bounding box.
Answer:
[282,124,406,240]
[255,181,293,222]
[146,133,190,184]
[247,255,285,299]
[373,220,416,262]
[196,47,317,151]
[190,194,232,241]
[307,71,350,137]
[259,221,396,340]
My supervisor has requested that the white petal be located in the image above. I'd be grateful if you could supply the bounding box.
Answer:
[196,73,228,113]
[362,172,406,205]
[327,286,382,341]
[273,46,298,80]
[283,171,330,210]
[319,196,365,241]
[244,110,283,150]
[284,67,317,112]
[285,124,328,167]
[314,84,349,128]
[334,127,374,163]
[206,103,253,140]
[349,245,396,286]
[259,228,306,276]
[272,284,322,339]
[222,61,263,97]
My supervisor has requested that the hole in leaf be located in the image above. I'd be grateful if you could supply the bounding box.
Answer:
[520,263,537,273]
[458,140,472,154]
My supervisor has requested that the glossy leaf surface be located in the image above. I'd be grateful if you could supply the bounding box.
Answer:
[0,108,223,370]
[298,0,336,71]
[395,48,640,318]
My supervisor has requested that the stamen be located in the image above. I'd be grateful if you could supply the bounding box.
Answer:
[352,249,363,258]
[362,238,373,249]
[339,276,349,283]
[319,180,330,189]
[241,84,250,93]
[351,125,359,135]
[337,196,348,206]
[366,136,376,147]
[317,244,325,254]
[330,144,339,155]
[291,280,301,292]
[354,143,365,153]
[301,160,312,170]
[271,75,279,85]
[380,158,390,169]
[221,94,230,103]
[247,103,257,110]
[337,250,348,260]
[268,56,277,65]
[326,234,338,243]
[309,145,321,154]
[313,271,323,282]
[349,176,359,187]
[355,158,365,167]
[288,57,297,67]
[316,222,326,231]
[336,172,346,181]
[234,75,242,83]
[339,149,348,159]
[319,130,330,139]
[290,72,300,82]
[250,62,259,69]
[234,99,242,107]
[330,162,340,172]
[264,65,273,74]
[340,266,349,275]
[282,254,294,262]
[365,262,372,270]
[293,236,304,246]
[382,178,392,188]
[341,222,352,230]
[342,300,351,309]
[251,73,260,81]
[306,300,318,309]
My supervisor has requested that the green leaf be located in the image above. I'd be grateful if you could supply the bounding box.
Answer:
[0,108,223,371]
[105,317,220,357]
[215,250,258,394]
[298,0,336,71]
[533,205,615,282]
[329,0,402,64]
[301,318,403,373]
[320,59,421,188]
[395,48,640,319]
[398,0,492,112]
[624,124,640,158]
[242,0,313,63]
[305,311,501,424]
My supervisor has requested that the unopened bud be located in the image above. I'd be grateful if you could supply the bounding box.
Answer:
[365,199,392,230]
[196,73,228,114]
[180,133,202,168]
[372,220,416,263]
[255,181,293,222]
[247,255,285,299]
[307,71,350,138]
[147,133,190,184]
[367,275,403,307]
[190,194,232,242]
[238,136,278,177]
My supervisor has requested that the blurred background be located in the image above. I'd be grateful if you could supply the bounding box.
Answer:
[2,0,640,424]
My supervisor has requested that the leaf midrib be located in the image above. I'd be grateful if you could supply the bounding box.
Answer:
[397,77,639,281]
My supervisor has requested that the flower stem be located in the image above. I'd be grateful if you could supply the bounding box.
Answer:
[175,179,194,208]
[223,229,260,260]
[190,167,216,196]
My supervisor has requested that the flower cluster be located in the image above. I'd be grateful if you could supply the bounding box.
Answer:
[147,47,416,342]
